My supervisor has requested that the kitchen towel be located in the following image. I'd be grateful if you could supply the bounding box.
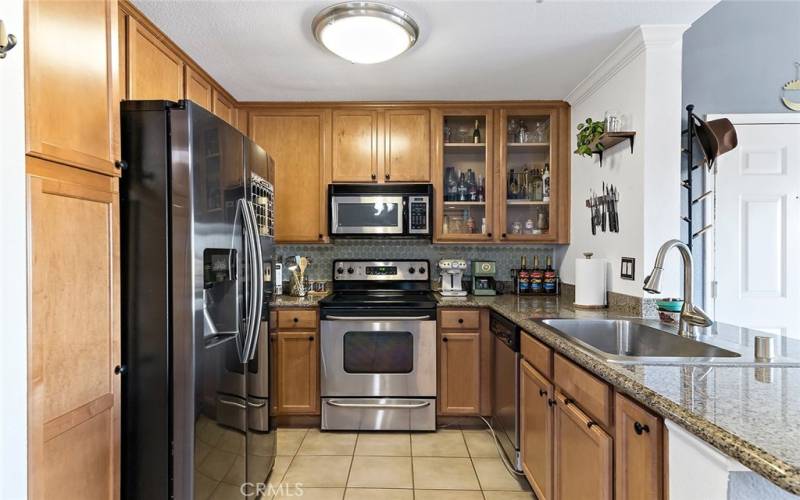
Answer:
[575,257,607,307]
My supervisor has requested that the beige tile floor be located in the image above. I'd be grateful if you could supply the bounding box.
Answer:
[265,426,534,500]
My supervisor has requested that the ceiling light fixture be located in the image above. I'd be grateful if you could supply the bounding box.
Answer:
[312,2,419,64]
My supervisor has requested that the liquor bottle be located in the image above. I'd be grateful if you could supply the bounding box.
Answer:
[473,120,481,144]
[508,169,518,199]
[531,168,543,201]
[544,256,557,294]
[444,119,452,143]
[458,172,467,201]
[518,256,529,294]
[477,175,485,201]
[520,166,529,199]
[518,120,529,143]
[467,169,477,201]
[542,164,551,202]
[530,256,544,293]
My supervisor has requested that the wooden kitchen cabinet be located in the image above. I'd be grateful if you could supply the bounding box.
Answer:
[275,329,320,415]
[438,331,480,415]
[127,17,184,101]
[332,109,380,182]
[615,393,664,500]
[520,359,554,500]
[25,0,121,175]
[384,109,431,182]
[249,109,331,243]
[212,88,237,126]
[184,66,212,110]
[26,157,121,500]
[554,391,613,500]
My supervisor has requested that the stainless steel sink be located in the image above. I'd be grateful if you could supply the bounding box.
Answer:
[537,319,741,363]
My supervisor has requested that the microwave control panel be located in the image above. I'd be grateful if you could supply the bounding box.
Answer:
[408,196,430,234]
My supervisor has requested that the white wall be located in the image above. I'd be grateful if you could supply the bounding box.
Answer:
[0,1,28,498]
[561,26,685,299]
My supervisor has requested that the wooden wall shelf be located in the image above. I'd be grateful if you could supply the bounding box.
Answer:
[590,131,635,166]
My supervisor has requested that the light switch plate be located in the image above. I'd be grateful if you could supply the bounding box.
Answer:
[620,257,635,280]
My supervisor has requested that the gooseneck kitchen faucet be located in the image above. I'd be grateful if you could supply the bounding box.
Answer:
[643,239,713,338]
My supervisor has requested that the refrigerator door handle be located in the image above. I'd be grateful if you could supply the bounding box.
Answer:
[218,396,248,410]
[246,199,264,361]
[239,198,264,362]
[237,198,257,363]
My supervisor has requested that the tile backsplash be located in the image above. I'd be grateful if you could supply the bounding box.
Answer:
[276,240,564,283]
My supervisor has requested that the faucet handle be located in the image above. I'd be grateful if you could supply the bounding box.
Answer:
[682,303,713,328]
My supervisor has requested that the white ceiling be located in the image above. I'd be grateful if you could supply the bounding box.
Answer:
[132,0,716,102]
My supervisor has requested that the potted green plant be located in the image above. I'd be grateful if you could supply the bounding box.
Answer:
[574,118,605,157]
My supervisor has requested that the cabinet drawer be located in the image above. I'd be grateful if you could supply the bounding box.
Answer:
[553,353,612,429]
[521,332,552,379]
[276,309,318,329]
[440,309,480,330]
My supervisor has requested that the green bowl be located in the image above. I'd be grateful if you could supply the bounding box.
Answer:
[656,299,683,312]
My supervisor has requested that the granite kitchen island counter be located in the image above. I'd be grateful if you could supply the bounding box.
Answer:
[438,293,800,495]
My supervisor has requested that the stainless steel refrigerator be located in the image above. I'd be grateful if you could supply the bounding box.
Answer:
[120,100,276,499]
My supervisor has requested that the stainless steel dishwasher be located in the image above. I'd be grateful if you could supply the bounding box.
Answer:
[490,311,523,472]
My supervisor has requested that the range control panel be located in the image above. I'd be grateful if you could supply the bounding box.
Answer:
[334,260,429,281]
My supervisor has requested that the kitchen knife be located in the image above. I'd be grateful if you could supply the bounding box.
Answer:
[590,189,596,235]
[611,185,620,232]
[601,183,607,232]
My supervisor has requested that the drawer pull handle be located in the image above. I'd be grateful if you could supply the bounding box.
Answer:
[634,421,650,435]
[587,421,597,429]
[538,389,547,397]
[547,399,556,407]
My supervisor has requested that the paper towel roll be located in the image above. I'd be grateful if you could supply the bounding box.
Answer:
[575,257,607,307]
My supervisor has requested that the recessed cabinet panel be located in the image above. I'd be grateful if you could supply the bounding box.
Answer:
[184,67,212,110]
[438,331,480,415]
[128,18,184,101]
[332,110,379,182]
[212,89,237,126]
[276,330,320,415]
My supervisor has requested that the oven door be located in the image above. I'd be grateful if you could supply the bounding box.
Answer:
[320,318,436,397]
[330,195,405,235]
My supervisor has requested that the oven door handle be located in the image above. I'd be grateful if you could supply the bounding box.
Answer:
[326,400,431,409]
[324,315,432,321]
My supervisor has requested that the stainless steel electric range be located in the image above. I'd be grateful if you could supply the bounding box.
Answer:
[319,260,437,431]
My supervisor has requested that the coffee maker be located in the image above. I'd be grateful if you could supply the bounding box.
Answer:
[471,261,497,296]
[438,259,468,297]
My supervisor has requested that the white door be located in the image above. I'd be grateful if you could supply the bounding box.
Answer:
[710,115,800,339]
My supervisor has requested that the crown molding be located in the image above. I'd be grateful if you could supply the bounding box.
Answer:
[565,24,689,107]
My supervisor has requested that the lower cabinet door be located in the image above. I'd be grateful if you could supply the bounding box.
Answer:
[615,393,664,500]
[554,392,612,500]
[276,330,319,415]
[520,359,553,500]
[438,331,480,415]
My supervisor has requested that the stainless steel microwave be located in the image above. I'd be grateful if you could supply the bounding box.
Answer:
[328,184,432,238]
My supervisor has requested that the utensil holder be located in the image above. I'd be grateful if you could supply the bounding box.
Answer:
[289,271,307,297]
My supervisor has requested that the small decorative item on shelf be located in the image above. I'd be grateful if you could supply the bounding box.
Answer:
[604,111,620,132]
[574,117,605,157]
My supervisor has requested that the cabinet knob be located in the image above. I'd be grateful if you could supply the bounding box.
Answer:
[371,173,376,180]
[458,318,464,324]
[547,399,556,407]
[308,336,314,342]
[634,421,650,435]
[385,173,390,180]
[501,233,507,238]
[587,421,597,429]
[293,317,299,323]
[318,234,323,240]
[538,389,547,397]
[487,233,492,238]
[114,160,127,171]
[442,337,448,343]
[114,365,127,375]
[563,397,574,406]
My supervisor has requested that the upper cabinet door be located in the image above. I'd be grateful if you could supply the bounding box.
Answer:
[127,18,183,101]
[212,89,237,127]
[332,110,379,183]
[385,109,431,182]
[184,67,212,110]
[250,109,331,243]
[26,0,121,176]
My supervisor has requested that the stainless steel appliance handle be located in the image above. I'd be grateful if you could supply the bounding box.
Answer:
[238,198,260,362]
[244,199,264,361]
[326,400,431,409]
[247,399,267,408]
[324,315,432,321]
[218,396,247,409]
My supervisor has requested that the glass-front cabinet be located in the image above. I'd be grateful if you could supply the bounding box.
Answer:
[497,107,562,242]
[432,108,495,241]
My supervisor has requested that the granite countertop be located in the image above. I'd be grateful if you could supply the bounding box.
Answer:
[272,291,800,493]
[440,293,800,495]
